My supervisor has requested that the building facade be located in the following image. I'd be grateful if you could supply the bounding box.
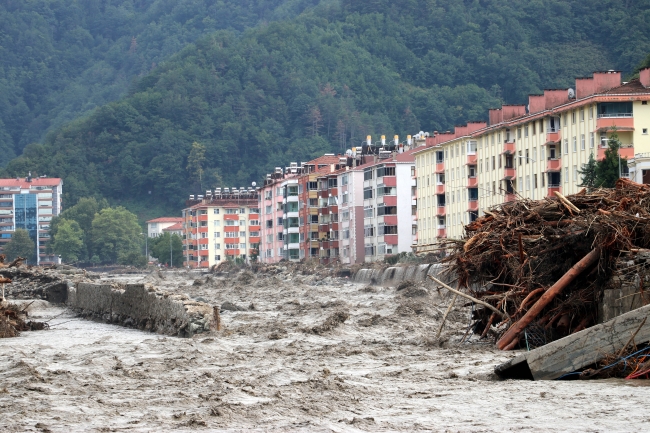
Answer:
[182,190,260,268]
[146,217,183,238]
[0,176,62,265]
[256,139,421,264]
[338,151,417,263]
[414,70,650,250]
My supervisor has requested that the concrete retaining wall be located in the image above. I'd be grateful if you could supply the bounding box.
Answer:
[352,263,455,286]
[67,283,215,337]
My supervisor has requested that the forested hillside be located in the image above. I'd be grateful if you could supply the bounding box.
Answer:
[2,0,650,218]
[0,0,324,165]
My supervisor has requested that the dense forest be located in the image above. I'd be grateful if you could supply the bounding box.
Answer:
[0,0,324,165]
[2,0,650,219]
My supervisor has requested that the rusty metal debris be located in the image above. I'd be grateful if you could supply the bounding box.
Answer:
[441,178,650,351]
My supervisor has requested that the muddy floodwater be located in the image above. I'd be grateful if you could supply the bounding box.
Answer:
[2,270,650,432]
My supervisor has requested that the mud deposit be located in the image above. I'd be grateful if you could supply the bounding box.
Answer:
[2,270,650,432]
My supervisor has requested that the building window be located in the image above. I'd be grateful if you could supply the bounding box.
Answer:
[643,128,648,135]
[581,134,585,150]
[213,209,220,214]
[563,139,568,154]
[573,137,577,152]
[571,111,576,124]
[265,205,272,214]
[564,167,569,183]
[214,255,221,261]
[590,133,595,148]
[524,126,529,137]
[589,106,594,119]
[214,232,220,238]
[364,169,373,180]
[363,188,373,199]
[580,108,584,121]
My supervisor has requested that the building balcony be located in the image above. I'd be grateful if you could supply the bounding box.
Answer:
[384,234,398,245]
[466,154,477,165]
[435,183,445,194]
[437,228,447,238]
[547,185,561,197]
[224,214,239,221]
[384,215,398,225]
[383,176,397,187]
[597,145,634,161]
[596,115,634,132]
[198,214,208,222]
[383,195,397,206]
[467,176,478,187]
[503,141,516,153]
[546,131,561,144]
[547,158,562,172]
[505,193,517,202]
[436,206,446,216]
[503,168,516,179]
[435,162,445,173]
[468,200,479,211]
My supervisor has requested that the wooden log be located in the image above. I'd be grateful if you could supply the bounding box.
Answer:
[428,275,511,322]
[436,292,458,339]
[496,248,600,350]
[495,304,650,380]
[554,191,580,214]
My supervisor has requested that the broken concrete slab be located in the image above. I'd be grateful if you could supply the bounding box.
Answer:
[496,304,650,380]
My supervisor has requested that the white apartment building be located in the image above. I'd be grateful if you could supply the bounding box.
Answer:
[415,70,650,250]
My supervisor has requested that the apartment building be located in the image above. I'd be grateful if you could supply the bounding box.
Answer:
[0,175,62,265]
[338,150,417,263]
[182,189,260,268]
[146,217,183,238]
[257,136,422,263]
[415,69,650,250]
[257,155,342,263]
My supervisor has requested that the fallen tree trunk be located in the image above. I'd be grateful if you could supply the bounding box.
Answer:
[497,248,600,350]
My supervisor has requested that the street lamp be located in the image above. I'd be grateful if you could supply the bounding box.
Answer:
[170,233,173,268]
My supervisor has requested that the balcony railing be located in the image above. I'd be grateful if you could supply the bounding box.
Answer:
[598,113,633,118]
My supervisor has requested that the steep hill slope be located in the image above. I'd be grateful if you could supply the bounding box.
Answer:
[2,0,650,218]
[0,0,323,165]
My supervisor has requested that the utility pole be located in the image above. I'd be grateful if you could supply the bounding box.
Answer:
[170,234,173,267]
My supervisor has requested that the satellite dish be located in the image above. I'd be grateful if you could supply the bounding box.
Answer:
[568,88,575,99]
[251,181,257,187]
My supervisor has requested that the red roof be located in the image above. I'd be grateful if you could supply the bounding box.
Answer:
[162,222,183,231]
[0,177,62,188]
[146,217,183,223]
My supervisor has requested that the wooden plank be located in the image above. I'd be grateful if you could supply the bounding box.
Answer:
[495,304,650,380]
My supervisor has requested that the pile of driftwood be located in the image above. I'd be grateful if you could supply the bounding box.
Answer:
[1,255,48,338]
[440,178,650,350]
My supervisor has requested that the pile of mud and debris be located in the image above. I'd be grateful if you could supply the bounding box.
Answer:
[440,178,650,354]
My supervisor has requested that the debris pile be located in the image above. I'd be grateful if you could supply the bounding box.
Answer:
[1,301,49,338]
[443,178,650,350]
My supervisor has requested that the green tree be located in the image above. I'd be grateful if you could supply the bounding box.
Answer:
[51,219,84,263]
[578,152,598,190]
[150,233,183,267]
[187,141,207,190]
[91,207,143,264]
[595,131,628,188]
[3,229,35,263]
[118,251,148,268]
[49,197,109,260]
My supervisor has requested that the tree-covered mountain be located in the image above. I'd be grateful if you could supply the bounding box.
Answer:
[0,0,324,165]
[2,0,650,218]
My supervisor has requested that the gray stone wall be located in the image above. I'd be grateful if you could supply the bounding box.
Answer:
[68,283,215,337]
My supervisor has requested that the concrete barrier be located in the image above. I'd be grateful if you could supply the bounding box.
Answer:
[67,282,216,337]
